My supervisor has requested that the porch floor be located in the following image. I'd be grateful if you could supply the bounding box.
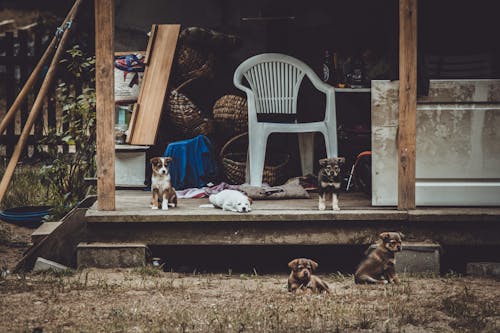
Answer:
[84,190,500,247]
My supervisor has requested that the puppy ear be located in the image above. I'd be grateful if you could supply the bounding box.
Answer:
[247,196,253,204]
[337,157,346,165]
[165,156,173,163]
[308,259,319,271]
[288,259,299,270]
[319,158,328,167]
[379,232,390,242]
[150,157,160,165]
[398,232,405,239]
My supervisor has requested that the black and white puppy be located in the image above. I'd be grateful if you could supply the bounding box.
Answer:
[317,157,346,211]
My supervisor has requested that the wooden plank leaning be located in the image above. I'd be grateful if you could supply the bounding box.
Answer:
[0,0,82,204]
[127,24,180,145]
[0,0,80,136]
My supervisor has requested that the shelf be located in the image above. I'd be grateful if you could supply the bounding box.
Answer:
[335,88,371,93]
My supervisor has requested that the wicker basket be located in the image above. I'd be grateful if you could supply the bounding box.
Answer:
[220,133,290,186]
[168,77,213,137]
[213,95,248,135]
[176,44,215,80]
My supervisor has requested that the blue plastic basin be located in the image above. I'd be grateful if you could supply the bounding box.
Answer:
[0,205,53,226]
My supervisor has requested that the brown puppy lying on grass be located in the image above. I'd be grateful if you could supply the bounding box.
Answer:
[354,232,404,284]
[288,258,330,293]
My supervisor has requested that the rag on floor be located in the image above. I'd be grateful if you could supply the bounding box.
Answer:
[164,135,218,190]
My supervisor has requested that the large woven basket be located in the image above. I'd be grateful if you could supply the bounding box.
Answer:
[213,95,248,135]
[220,132,290,186]
[168,77,213,137]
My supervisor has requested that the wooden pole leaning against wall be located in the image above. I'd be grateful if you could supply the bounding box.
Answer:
[398,0,417,210]
[94,0,116,210]
[0,0,82,204]
[0,0,80,136]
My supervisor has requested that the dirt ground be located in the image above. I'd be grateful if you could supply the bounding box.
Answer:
[0,224,499,333]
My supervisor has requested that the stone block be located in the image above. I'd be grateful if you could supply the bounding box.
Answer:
[31,222,62,245]
[369,241,441,274]
[466,262,500,277]
[77,242,146,268]
[33,257,69,272]
[396,242,441,274]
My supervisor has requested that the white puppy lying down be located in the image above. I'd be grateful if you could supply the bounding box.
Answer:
[208,190,252,213]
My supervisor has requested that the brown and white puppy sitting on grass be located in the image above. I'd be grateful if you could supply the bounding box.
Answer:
[288,258,330,293]
[318,157,346,211]
[354,232,404,284]
[150,157,177,210]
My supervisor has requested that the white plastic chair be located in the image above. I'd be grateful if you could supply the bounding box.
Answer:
[233,53,338,186]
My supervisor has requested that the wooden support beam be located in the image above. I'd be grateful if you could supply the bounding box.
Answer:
[0,0,82,204]
[398,0,417,210]
[95,0,116,210]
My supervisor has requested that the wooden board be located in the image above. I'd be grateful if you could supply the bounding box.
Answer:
[127,24,180,145]
[14,196,96,272]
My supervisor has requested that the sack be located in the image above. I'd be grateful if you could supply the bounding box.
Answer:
[114,54,145,102]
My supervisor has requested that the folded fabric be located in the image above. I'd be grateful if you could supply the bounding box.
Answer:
[175,182,240,199]
[239,183,309,200]
[164,135,218,190]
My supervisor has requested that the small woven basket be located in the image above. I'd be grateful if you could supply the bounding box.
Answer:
[168,76,213,137]
[220,132,290,186]
[213,95,248,135]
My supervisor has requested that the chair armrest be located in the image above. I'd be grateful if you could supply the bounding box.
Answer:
[305,69,336,94]
[233,70,254,96]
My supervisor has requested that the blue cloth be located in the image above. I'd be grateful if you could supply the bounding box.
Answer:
[163,135,218,190]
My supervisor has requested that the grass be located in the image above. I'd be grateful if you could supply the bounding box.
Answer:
[0,162,60,210]
[442,285,498,332]
[1,270,498,333]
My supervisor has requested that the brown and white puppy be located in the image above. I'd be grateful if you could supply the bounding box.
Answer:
[354,232,404,284]
[288,258,330,293]
[150,157,177,210]
[318,157,346,211]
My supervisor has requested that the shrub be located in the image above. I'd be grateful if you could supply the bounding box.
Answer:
[39,45,96,220]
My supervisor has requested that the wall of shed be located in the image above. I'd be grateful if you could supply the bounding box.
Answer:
[372,79,500,206]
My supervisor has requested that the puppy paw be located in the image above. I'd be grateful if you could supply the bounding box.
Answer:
[151,206,158,210]
[318,203,326,211]
[161,203,169,210]
[333,205,340,211]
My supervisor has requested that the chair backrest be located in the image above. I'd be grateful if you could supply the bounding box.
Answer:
[234,53,311,116]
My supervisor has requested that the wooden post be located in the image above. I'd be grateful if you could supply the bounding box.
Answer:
[398,0,417,210]
[95,0,116,210]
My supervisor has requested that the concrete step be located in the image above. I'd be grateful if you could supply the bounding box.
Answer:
[466,262,500,277]
[31,222,63,245]
[369,241,441,274]
[77,242,147,268]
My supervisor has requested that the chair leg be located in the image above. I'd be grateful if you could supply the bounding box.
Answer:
[323,130,338,158]
[298,132,315,175]
[248,131,269,186]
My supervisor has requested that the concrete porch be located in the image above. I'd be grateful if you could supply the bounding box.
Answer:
[84,190,500,247]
